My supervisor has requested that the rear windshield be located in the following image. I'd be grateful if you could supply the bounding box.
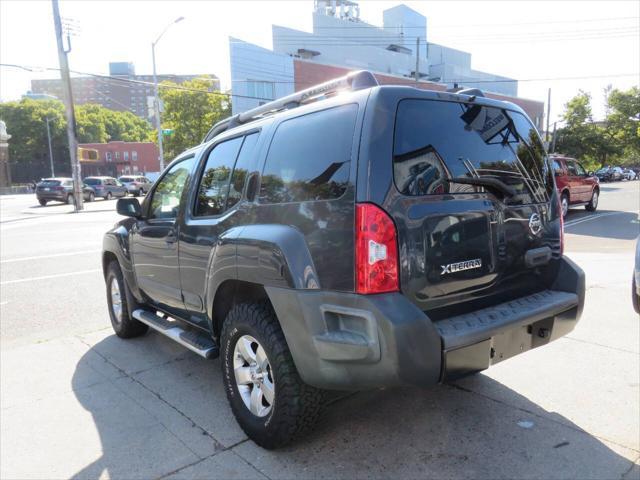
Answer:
[393,99,553,205]
[39,179,61,186]
[119,176,135,182]
[83,178,102,186]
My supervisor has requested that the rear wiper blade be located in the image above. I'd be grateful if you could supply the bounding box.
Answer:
[446,177,517,199]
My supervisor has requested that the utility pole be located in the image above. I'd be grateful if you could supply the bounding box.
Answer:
[51,0,83,210]
[414,37,420,84]
[45,117,55,177]
[545,87,551,144]
[550,122,558,154]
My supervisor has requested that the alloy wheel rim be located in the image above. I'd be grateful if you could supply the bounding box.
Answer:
[592,192,598,208]
[562,197,568,217]
[233,335,275,417]
[110,279,122,323]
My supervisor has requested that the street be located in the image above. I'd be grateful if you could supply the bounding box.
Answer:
[1,182,639,479]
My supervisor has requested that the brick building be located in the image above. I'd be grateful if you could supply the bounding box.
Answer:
[78,141,159,177]
[293,60,545,128]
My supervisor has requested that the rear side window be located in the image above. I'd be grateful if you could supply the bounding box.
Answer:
[259,104,357,204]
[226,133,259,210]
[393,99,553,204]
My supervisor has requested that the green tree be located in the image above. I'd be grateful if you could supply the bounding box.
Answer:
[158,77,231,160]
[0,99,154,183]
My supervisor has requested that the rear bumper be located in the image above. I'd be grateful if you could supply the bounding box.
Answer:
[36,192,66,201]
[267,257,585,390]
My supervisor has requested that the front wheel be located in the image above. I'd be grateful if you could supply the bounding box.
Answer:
[88,192,95,202]
[66,194,75,205]
[106,261,148,338]
[38,199,47,206]
[106,191,112,201]
[585,189,599,212]
[221,303,325,449]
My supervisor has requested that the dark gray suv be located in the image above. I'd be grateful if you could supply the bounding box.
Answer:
[36,177,95,206]
[102,71,585,449]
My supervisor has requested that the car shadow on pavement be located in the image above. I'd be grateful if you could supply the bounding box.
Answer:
[564,210,638,241]
[69,334,638,479]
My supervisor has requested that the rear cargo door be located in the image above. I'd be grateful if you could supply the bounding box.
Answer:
[389,99,556,311]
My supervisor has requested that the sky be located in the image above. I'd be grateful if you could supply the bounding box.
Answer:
[0,0,638,124]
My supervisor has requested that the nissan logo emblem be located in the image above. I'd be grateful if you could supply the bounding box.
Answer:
[529,213,543,235]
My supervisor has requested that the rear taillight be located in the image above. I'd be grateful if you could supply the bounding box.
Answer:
[355,203,399,294]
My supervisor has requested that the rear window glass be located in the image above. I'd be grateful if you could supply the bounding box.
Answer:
[84,178,102,186]
[119,176,135,182]
[40,180,61,186]
[393,99,553,205]
[259,104,357,204]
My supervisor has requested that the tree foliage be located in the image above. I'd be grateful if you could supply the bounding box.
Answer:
[158,77,231,160]
[555,87,640,169]
[0,99,153,182]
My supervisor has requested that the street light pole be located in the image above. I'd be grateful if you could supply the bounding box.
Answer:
[45,117,55,176]
[151,16,184,172]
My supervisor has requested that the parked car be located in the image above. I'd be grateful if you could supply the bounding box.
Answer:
[623,168,637,181]
[634,238,640,314]
[102,72,584,449]
[595,166,624,182]
[36,177,95,206]
[550,155,599,217]
[83,176,128,200]
[118,175,153,197]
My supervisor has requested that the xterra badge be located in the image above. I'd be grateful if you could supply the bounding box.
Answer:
[441,258,482,275]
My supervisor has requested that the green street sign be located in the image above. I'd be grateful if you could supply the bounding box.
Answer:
[162,129,174,136]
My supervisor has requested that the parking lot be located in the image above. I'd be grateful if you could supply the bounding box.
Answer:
[1,182,639,479]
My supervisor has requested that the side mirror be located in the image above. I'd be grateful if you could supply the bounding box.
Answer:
[116,197,142,218]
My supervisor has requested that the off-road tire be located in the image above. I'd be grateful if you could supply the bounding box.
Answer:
[221,302,325,449]
[38,199,47,206]
[106,261,148,338]
[585,189,599,212]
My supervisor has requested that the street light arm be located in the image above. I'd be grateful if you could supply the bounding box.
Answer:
[153,16,184,46]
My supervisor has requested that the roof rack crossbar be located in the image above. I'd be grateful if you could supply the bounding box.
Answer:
[202,70,378,143]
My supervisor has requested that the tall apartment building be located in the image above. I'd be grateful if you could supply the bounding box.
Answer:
[30,62,220,120]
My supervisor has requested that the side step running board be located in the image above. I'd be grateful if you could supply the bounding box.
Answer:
[132,309,219,359]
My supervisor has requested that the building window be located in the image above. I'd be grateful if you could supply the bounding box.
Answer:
[115,152,120,160]
[246,80,275,101]
[106,152,112,162]
[124,151,129,161]
[132,150,138,162]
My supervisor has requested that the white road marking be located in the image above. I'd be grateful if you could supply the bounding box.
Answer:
[0,269,101,286]
[0,249,101,264]
[565,211,628,228]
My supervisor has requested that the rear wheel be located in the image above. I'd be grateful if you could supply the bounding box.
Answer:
[633,276,639,315]
[106,191,112,201]
[66,194,75,205]
[38,199,47,206]
[585,189,599,212]
[560,193,569,218]
[106,261,148,338]
[88,192,95,202]
[221,302,325,449]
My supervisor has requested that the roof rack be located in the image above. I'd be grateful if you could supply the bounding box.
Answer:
[202,70,378,143]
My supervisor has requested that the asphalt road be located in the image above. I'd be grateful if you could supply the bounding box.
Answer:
[1,183,638,479]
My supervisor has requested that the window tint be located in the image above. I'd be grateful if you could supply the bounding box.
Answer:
[84,178,101,186]
[259,104,357,204]
[566,161,578,176]
[215,132,256,210]
[393,100,553,204]
[552,159,564,175]
[150,157,196,219]
[195,137,243,216]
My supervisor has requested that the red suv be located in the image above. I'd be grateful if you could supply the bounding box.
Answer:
[551,155,599,217]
